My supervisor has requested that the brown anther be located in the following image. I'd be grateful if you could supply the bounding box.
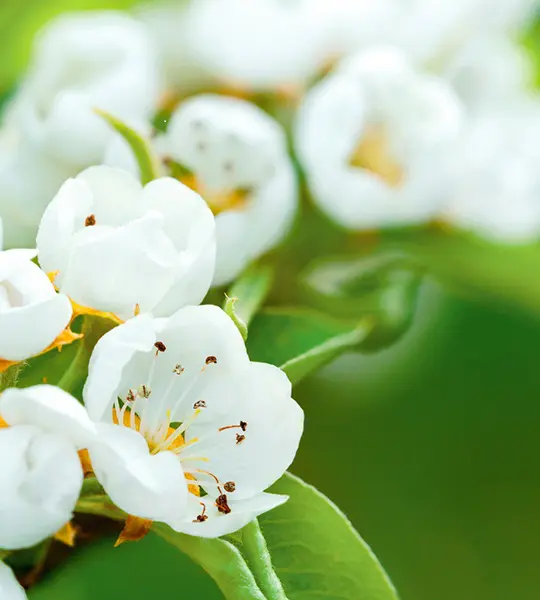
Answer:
[154,341,167,353]
[173,364,185,375]
[236,434,246,445]
[85,214,96,227]
[224,481,236,493]
[138,384,151,399]
[193,502,208,523]
[205,356,218,365]
[126,390,135,402]
[193,400,207,409]
[216,494,232,514]
[240,421,248,432]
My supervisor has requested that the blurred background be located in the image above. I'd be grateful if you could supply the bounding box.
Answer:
[2,1,540,600]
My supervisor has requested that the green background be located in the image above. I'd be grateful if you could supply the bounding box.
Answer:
[2,2,539,599]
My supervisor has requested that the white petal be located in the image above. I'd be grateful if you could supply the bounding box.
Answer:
[183,362,303,500]
[88,423,188,524]
[0,426,82,550]
[172,492,288,538]
[0,562,26,600]
[0,294,72,362]
[84,314,157,422]
[0,386,95,449]
[141,177,216,315]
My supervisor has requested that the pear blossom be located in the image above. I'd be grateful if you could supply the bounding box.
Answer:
[109,95,298,286]
[0,386,95,550]
[185,0,330,92]
[83,305,304,537]
[295,47,463,230]
[442,102,540,243]
[36,166,216,321]
[0,249,72,366]
[0,562,26,599]
[9,11,160,169]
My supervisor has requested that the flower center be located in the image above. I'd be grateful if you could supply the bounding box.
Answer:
[181,174,250,216]
[349,124,404,187]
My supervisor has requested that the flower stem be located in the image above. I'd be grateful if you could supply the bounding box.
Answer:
[241,520,289,600]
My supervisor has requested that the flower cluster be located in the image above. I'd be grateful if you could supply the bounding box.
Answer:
[0,0,537,595]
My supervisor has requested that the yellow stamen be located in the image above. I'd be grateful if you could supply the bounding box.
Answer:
[115,515,152,547]
[349,125,404,188]
[54,522,78,547]
[70,299,124,326]
[78,449,93,477]
[180,174,249,216]
[0,416,8,428]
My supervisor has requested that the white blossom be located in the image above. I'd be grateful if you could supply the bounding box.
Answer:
[36,166,216,321]
[0,249,72,364]
[83,305,304,537]
[0,562,26,600]
[185,0,330,91]
[9,11,160,169]
[442,101,540,243]
[295,46,463,230]
[0,386,95,550]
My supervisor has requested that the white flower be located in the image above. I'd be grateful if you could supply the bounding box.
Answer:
[444,35,533,113]
[108,95,298,286]
[0,385,95,550]
[0,249,72,365]
[295,47,463,231]
[0,562,26,600]
[36,166,216,321]
[185,0,330,91]
[83,305,304,537]
[8,11,160,170]
[442,101,540,243]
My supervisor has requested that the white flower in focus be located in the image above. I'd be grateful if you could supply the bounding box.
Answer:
[295,47,463,230]
[0,562,26,600]
[150,95,297,286]
[37,166,216,321]
[84,305,303,537]
[442,103,540,243]
[10,11,160,169]
[0,386,95,550]
[0,249,72,367]
[186,0,329,91]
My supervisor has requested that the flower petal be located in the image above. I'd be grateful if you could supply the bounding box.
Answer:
[84,314,157,422]
[172,492,288,538]
[0,385,95,449]
[0,562,26,599]
[88,423,188,524]
[0,426,83,550]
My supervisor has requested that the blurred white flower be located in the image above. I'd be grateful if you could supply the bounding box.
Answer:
[37,166,215,321]
[442,101,540,243]
[295,47,463,230]
[0,385,95,550]
[0,249,73,367]
[84,305,303,537]
[9,11,160,169]
[185,0,330,92]
[0,562,26,599]
[444,35,533,112]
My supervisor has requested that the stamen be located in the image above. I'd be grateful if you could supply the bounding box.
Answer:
[224,481,236,493]
[236,434,246,445]
[138,384,151,399]
[218,421,247,432]
[152,409,201,453]
[173,364,184,375]
[85,214,96,227]
[215,494,232,514]
[193,400,207,409]
[154,341,167,353]
[205,356,218,365]
[193,502,208,523]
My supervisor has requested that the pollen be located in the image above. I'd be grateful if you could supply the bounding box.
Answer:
[84,214,96,227]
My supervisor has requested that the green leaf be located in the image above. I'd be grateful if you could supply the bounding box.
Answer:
[389,229,540,318]
[247,308,372,385]
[225,263,275,329]
[95,109,162,184]
[260,473,399,600]
[27,534,222,600]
